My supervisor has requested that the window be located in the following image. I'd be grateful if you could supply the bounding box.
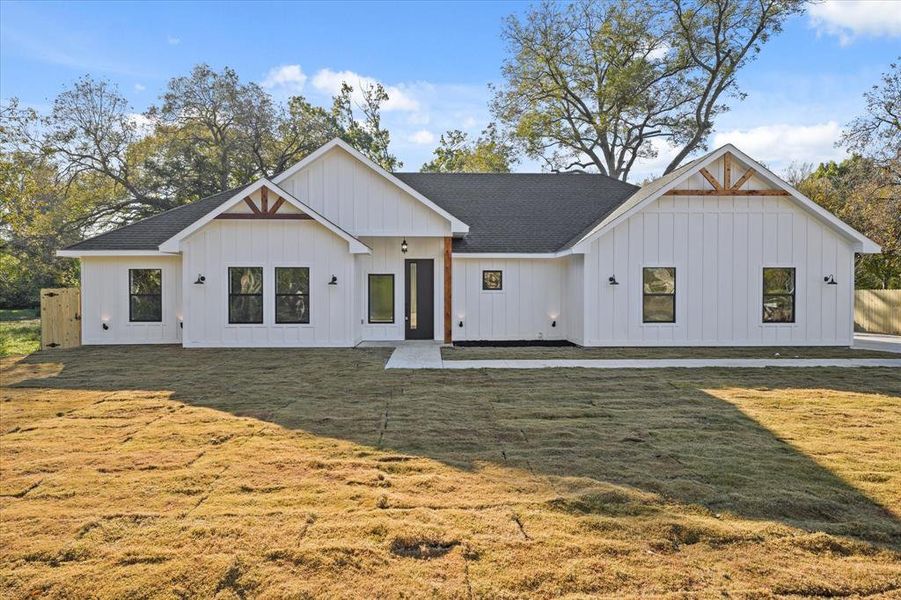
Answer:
[228,267,263,324]
[368,274,394,323]
[763,267,795,323]
[275,267,310,324]
[129,269,162,322]
[482,270,503,290]
[643,267,676,323]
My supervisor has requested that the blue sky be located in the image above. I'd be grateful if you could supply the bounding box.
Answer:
[1,0,898,181]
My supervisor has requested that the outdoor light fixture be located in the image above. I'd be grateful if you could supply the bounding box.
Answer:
[102,322,109,330]
[551,320,557,328]
[824,275,837,285]
[608,275,619,285]
[458,320,464,327]
[329,275,338,285]
[401,239,408,254]
[194,274,206,285]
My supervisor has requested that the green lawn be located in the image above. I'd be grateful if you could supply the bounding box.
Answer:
[0,308,40,357]
[1,346,899,598]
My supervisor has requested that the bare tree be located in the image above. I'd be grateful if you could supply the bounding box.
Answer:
[493,0,805,180]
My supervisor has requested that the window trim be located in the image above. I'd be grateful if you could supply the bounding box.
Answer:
[368,273,395,324]
[762,266,796,324]
[642,266,676,324]
[482,269,503,291]
[128,268,162,323]
[274,266,311,324]
[228,266,264,325]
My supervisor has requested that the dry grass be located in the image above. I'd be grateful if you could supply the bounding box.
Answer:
[442,344,899,361]
[1,346,900,599]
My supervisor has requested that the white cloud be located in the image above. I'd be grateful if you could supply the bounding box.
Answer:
[261,64,307,95]
[128,113,155,136]
[311,68,420,112]
[626,122,847,183]
[167,36,181,46]
[408,130,436,145]
[133,83,146,92]
[808,0,901,45]
[711,122,845,166]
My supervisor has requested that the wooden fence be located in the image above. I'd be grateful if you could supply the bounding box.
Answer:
[855,290,901,335]
[40,288,81,349]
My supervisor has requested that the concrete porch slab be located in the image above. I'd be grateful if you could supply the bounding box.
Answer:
[853,333,901,354]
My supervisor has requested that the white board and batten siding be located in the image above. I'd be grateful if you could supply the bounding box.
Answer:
[452,257,567,341]
[582,157,855,346]
[180,220,355,347]
[278,146,452,237]
[80,255,182,344]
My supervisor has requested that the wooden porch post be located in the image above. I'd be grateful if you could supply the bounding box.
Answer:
[444,237,452,343]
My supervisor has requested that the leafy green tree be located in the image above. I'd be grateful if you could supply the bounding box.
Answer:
[331,82,401,170]
[797,157,899,289]
[493,0,804,180]
[0,64,403,306]
[421,124,517,172]
[840,60,900,179]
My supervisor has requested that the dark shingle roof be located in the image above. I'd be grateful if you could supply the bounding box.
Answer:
[394,172,639,253]
[64,186,247,251]
[65,173,639,254]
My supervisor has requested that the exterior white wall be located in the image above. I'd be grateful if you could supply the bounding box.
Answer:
[564,255,585,345]
[354,237,446,342]
[80,255,182,345]
[452,257,566,341]
[180,220,355,347]
[582,159,856,346]
[278,146,452,237]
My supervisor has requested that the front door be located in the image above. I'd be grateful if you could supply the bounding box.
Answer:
[405,259,434,340]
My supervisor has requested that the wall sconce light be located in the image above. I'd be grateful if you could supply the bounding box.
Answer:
[608,275,619,285]
[401,239,408,254]
[328,275,338,285]
[551,320,557,328]
[824,275,837,285]
[102,322,109,330]
[194,274,206,285]
[458,320,464,328]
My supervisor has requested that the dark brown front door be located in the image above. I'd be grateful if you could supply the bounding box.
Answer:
[405,259,434,340]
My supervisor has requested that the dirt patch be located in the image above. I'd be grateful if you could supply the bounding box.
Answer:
[389,536,459,559]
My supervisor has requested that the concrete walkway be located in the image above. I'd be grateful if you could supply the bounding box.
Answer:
[381,341,444,369]
[441,358,901,370]
[854,333,901,354]
[382,342,901,370]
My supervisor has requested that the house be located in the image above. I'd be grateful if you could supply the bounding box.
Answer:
[58,139,880,348]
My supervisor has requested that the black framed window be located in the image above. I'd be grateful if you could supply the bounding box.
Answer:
[763,267,795,323]
[482,270,503,290]
[275,267,310,324]
[642,267,676,323]
[228,267,263,324]
[129,269,162,322]
[368,274,394,323]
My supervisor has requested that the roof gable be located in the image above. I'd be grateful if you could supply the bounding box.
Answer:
[157,179,370,254]
[273,138,469,234]
[570,144,880,254]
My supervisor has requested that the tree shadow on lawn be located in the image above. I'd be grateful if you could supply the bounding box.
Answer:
[5,345,900,549]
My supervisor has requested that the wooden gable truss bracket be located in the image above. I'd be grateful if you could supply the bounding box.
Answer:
[217,185,312,220]
[664,152,789,196]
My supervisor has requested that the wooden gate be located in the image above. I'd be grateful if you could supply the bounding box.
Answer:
[855,290,901,335]
[40,288,81,349]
